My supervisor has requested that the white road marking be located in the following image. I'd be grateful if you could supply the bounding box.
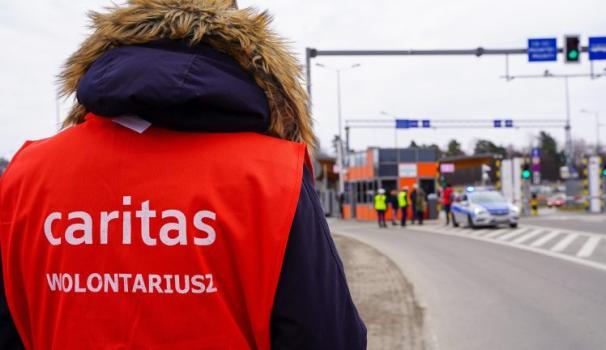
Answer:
[483,229,512,239]
[550,233,579,252]
[530,231,561,247]
[368,228,606,273]
[576,236,602,258]
[512,229,544,244]
[498,229,527,241]
[470,229,490,236]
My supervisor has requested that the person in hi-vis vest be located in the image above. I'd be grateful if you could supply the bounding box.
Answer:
[0,1,366,349]
[374,189,388,228]
[398,187,410,227]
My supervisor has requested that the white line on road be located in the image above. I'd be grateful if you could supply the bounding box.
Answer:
[512,229,544,244]
[576,236,602,258]
[470,229,490,236]
[371,227,606,273]
[483,228,512,239]
[498,229,527,241]
[551,233,579,252]
[530,231,561,247]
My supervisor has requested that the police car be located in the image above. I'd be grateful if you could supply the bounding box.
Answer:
[451,188,520,228]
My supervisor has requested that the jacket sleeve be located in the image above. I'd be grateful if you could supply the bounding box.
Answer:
[0,252,24,350]
[270,167,367,350]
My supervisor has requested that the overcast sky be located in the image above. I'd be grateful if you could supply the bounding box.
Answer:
[1,0,605,158]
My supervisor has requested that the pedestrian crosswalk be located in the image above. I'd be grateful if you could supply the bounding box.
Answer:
[412,224,606,264]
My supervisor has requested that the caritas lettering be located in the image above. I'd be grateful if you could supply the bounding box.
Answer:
[43,196,217,246]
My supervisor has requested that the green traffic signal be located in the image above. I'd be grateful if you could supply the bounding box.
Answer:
[522,169,531,179]
[567,49,579,60]
[565,35,580,63]
[602,168,606,177]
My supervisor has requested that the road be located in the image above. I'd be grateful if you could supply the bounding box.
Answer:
[525,209,606,234]
[330,218,606,350]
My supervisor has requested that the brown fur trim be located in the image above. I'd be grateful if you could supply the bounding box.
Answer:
[59,0,315,151]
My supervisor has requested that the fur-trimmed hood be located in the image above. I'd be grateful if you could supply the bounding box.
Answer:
[59,0,314,150]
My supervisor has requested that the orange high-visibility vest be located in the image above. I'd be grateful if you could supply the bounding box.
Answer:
[0,114,306,349]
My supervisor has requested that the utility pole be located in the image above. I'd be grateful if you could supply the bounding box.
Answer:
[580,109,601,155]
[315,63,361,194]
[564,76,573,173]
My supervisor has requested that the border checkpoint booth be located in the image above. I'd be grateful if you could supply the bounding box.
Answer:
[343,147,439,221]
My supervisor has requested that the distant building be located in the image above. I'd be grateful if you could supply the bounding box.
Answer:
[438,154,502,188]
[313,151,339,216]
[343,147,439,221]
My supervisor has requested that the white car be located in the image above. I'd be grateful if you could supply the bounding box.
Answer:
[451,189,520,228]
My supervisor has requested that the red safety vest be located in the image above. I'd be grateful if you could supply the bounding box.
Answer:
[0,114,306,349]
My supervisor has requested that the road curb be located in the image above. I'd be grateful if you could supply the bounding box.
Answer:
[332,233,430,350]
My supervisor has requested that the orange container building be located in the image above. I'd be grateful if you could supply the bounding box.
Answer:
[343,147,439,221]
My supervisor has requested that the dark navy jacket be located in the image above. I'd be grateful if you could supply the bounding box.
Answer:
[0,41,366,349]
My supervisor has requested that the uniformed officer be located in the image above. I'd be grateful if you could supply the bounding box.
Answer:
[374,189,388,228]
[398,187,409,227]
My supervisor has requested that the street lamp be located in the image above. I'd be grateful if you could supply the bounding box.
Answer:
[316,63,361,193]
[380,111,401,180]
[580,109,602,155]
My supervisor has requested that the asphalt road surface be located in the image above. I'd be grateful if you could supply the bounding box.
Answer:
[523,209,606,235]
[330,219,606,350]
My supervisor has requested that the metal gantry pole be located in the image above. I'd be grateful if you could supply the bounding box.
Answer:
[305,48,313,105]
[564,76,573,172]
[336,69,345,193]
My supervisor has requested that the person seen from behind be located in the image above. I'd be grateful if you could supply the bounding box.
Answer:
[388,189,399,226]
[397,186,409,227]
[374,189,388,228]
[0,1,367,349]
[413,184,427,225]
[442,183,454,225]
[410,184,418,225]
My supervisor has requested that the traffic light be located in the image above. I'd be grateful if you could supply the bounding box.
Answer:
[602,164,606,177]
[565,35,580,63]
[522,162,531,179]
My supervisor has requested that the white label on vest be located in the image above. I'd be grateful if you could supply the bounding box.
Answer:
[112,115,152,134]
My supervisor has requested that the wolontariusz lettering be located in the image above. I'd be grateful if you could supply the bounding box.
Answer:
[43,196,218,295]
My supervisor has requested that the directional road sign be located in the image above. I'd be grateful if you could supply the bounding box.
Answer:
[493,120,502,128]
[528,38,557,62]
[589,37,606,60]
[505,119,514,128]
[396,119,410,129]
[396,119,423,129]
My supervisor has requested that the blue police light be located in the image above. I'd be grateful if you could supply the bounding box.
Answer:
[466,186,475,193]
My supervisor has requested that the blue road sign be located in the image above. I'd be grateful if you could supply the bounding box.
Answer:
[396,119,410,129]
[493,120,502,128]
[409,120,419,128]
[422,120,431,128]
[505,119,514,128]
[589,37,606,60]
[528,38,557,62]
[531,147,541,158]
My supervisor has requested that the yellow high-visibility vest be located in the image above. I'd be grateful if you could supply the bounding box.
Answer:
[397,191,408,207]
[374,194,387,210]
